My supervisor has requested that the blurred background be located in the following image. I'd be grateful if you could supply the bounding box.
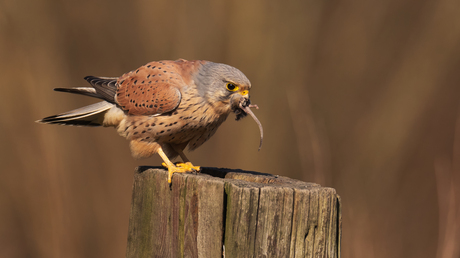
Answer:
[1,0,460,257]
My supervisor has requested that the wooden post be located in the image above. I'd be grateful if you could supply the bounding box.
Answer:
[126,167,341,258]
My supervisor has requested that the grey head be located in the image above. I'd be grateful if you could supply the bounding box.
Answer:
[194,62,251,112]
[193,62,263,150]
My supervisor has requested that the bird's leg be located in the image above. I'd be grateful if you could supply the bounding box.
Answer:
[157,146,200,183]
[171,144,190,162]
[171,144,201,175]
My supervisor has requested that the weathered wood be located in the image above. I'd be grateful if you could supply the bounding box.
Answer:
[126,167,341,258]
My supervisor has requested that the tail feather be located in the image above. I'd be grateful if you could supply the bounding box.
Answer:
[37,101,114,127]
[38,76,119,126]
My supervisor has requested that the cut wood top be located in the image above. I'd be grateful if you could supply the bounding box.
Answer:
[136,166,325,190]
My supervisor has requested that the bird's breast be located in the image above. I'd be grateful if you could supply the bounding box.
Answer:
[117,102,229,148]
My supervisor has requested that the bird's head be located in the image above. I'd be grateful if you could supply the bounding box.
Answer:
[194,62,263,150]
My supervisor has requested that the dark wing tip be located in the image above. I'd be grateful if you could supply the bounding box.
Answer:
[84,75,96,81]
[53,87,74,92]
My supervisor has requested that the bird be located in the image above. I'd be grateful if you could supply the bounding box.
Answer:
[37,59,263,182]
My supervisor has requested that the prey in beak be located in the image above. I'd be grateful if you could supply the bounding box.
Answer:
[233,97,264,151]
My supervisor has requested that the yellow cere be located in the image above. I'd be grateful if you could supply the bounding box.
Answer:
[240,90,249,96]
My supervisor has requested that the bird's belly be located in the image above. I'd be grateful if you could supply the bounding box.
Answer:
[118,112,228,148]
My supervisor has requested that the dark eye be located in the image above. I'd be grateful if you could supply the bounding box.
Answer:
[226,83,239,92]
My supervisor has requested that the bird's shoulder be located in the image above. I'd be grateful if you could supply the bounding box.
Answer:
[117,59,207,89]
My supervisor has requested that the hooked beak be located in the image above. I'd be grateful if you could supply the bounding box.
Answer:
[236,97,264,151]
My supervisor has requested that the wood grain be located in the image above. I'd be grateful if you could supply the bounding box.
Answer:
[126,167,341,258]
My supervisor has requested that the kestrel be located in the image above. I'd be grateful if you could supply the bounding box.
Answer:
[38,59,263,182]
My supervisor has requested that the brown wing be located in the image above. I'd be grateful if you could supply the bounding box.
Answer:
[115,61,184,116]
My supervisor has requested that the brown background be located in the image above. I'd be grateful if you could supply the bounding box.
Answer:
[1,0,460,257]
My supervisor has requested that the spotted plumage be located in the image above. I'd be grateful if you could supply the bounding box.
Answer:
[38,59,263,182]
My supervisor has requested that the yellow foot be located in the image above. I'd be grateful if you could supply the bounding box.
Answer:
[161,162,201,183]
